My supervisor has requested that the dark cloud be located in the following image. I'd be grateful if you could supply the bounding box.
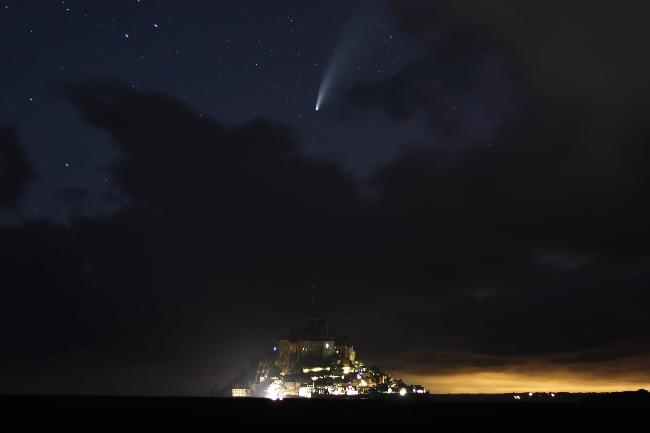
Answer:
[3,0,650,394]
[0,0,650,394]
[345,0,650,384]
[0,81,366,394]
[352,1,650,149]
[0,125,33,207]
[58,186,89,212]
[347,28,516,148]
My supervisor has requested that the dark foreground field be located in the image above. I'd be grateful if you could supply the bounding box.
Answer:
[2,393,648,431]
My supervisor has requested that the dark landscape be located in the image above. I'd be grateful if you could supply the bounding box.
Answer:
[3,392,649,430]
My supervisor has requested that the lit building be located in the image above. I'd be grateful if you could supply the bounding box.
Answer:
[231,386,250,397]
[225,313,425,399]
[275,315,355,374]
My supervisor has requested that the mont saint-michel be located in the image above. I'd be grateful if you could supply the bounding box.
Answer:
[221,313,426,399]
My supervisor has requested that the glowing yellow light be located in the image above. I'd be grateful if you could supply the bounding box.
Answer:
[265,380,285,401]
[299,386,313,398]
[394,367,650,394]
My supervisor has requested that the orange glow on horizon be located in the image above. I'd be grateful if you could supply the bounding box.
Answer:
[395,369,650,394]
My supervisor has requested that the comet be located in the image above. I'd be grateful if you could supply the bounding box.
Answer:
[314,39,349,112]
[314,1,378,112]
[315,62,335,111]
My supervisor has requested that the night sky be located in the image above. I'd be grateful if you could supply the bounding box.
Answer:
[1,0,649,395]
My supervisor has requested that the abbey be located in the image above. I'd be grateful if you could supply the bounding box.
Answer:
[225,314,426,399]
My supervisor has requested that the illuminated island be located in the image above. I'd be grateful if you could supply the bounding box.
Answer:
[225,314,427,399]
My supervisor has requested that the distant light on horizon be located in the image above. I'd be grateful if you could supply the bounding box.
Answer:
[394,368,650,394]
